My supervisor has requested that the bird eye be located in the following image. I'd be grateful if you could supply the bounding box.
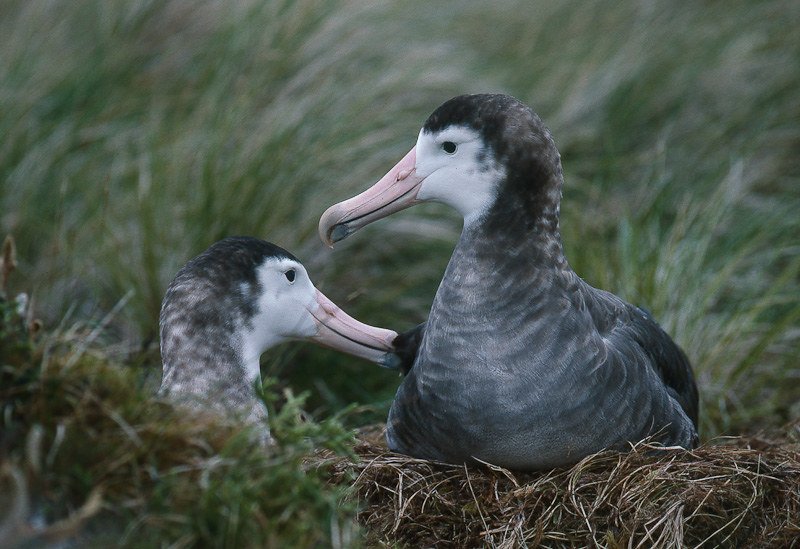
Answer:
[442,141,457,154]
[284,269,296,283]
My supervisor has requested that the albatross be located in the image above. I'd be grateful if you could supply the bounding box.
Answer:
[319,94,699,469]
[158,236,398,443]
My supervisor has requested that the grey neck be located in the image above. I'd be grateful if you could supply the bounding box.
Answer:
[418,221,577,374]
[441,219,569,307]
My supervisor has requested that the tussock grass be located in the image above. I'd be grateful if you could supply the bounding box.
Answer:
[1,0,800,544]
[0,0,470,331]
[329,426,800,548]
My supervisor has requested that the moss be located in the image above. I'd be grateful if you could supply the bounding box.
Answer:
[0,316,359,547]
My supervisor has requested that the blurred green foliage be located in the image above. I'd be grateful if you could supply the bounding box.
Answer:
[1,0,799,438]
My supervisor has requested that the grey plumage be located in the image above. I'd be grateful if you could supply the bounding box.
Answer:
[321,94,699,470]
[387,223,697,469]
[392,322,425,375]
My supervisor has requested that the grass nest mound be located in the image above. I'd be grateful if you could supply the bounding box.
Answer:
[326,426,800,548]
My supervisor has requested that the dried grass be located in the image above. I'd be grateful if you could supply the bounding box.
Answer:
[325,425,800,548]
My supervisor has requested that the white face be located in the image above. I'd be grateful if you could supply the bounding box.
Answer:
[415,126,504,227]
[242,257,318,368]
[239,256,398,380]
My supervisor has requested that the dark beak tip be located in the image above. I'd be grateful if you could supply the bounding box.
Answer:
[379,353,402,370]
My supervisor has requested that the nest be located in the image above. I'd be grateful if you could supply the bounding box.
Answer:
[327,425,800,548]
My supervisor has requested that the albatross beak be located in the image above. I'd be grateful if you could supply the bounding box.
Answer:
[319,147,424,246]
[309,289,400,369]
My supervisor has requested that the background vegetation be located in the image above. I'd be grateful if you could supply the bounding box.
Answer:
[1,0,798,545]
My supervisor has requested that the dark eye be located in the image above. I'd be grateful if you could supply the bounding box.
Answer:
[284,269,296,283]
[442,141,457,154]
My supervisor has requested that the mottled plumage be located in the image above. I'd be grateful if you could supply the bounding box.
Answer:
[320,94,699,470]
[159,238,292,431]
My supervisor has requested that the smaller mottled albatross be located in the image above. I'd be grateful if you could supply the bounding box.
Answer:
[158,236,397,443]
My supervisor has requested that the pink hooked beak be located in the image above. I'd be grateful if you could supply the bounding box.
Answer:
[318,147,425,246]
[309,289,399,368]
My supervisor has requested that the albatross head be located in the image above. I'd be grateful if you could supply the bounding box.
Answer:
[319,94,564,245]
[159,237,399,409]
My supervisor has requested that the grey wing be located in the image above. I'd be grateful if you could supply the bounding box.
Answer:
[392,322,426,375]
[629,306,699,428]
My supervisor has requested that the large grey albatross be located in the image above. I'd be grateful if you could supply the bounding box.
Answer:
[319,94,699,469]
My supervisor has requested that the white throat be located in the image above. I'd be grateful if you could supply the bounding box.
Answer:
[239,331,277,385]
